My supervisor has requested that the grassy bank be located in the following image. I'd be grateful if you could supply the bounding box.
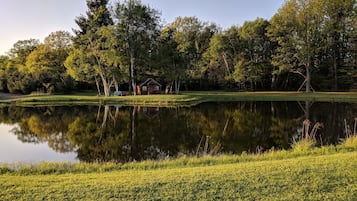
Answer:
[1,91,357,106]
[1,137,357,200]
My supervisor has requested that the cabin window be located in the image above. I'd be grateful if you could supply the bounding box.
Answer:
[154,86,159,91]
[142,86,147,91]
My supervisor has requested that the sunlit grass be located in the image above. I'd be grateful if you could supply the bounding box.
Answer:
[0,152,356,200]
[341,135,357,148]
[0,136,356,200]
[1,91,357,106]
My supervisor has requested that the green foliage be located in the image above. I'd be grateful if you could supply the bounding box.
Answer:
[64,48,94,82]
[155,26,185,90]
[7,39,40,70]
[268,0,356,92]
[164,17,219,90]
[236,18,274,90]
[233,60,267,89]
[26,31,73,93]
[319,0,356,90]
[0,31,74,94]
[0,39,40,93]
[203,18,274,90]
[113,0,161,94]
[202,26,240,87]
[6,70,37,94]
[68,0,121,96]
[1,0,356,93]
[74,0,113,36]
[0,56,10,92]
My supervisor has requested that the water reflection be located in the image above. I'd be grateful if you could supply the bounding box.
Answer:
[0,102,355,163]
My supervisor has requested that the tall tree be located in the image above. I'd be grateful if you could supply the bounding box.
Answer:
[202,26,240,88]
[3,39,39,94]
[268,0,325,92]
[8,39,40,72]
[0,55,10,92]
[156,27,185,93]
[113,0,161,95]
[320,0,356,90]
[26,31,74,93]
[352,12,357,89]
[65,0,121,96]
[234,18,274,90]
[165,17,218,91]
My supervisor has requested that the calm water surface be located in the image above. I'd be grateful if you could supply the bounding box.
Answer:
[0,102,355,163]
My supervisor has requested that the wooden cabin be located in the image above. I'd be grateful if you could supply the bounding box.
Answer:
[138,78,162,95]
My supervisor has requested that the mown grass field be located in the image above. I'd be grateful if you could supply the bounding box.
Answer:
[1,138,357,201]
[1,91,357,106]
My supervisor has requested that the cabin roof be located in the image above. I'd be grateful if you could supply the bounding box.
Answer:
[139,78,162,87]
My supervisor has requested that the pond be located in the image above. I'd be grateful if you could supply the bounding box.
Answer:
[0,101,356,163]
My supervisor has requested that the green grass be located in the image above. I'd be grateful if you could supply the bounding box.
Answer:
[1,153,356,200]
[1,136,357,200]
[1,91,357,106]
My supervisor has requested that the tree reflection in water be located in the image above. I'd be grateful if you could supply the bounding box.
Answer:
[0,102,355,163]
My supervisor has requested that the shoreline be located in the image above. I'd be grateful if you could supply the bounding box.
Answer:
[1,91,357,106]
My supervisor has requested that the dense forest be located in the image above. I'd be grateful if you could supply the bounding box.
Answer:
[0,0,356,95]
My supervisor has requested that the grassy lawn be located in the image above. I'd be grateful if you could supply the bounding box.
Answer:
[1,91,357,106]
[1,138,357,200]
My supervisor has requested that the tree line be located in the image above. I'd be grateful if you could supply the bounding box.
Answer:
[0,0,355,95]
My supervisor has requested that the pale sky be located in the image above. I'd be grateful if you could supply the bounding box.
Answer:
[0,0,285,55]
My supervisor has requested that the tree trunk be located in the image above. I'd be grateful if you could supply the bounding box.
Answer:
[113,76,119,92]
[271,74,277,90]
[100,75,110,96]
[174,78,180,94]
[128,69,132,95]
[222,52,232,77]
[94,55,111,96]
[305,50,312,93]
[130,54,136,96]
[333,48,338,91]
[101,75,115,97]
[305,62,311,93]
[95,76,102,96]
